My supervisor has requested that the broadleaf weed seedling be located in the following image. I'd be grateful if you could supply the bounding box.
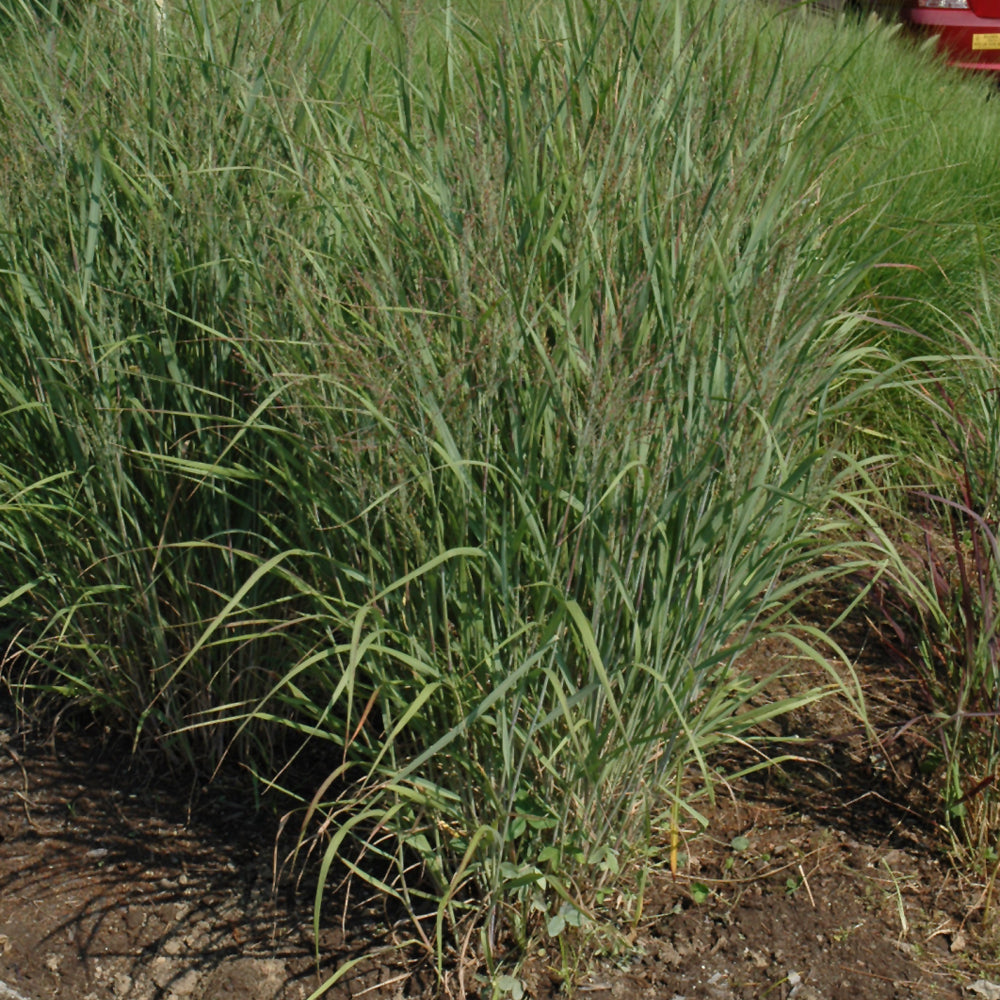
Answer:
[723,834,751,875]
[492,974,526,1000]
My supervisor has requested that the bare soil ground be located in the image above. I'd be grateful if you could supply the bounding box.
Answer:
[1,615,999,1000]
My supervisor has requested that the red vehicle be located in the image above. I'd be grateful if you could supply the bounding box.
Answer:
[904,0,1000,72]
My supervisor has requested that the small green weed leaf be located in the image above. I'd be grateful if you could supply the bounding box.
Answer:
[500,862,546,891]
[496,975,525,1000]
[730,835,750,853]
[529,815,558,832]
[547,912,566,937]
[690,883,710,905]
[405,832,433,855]
[538,845,561,867]
[589,845,620,874]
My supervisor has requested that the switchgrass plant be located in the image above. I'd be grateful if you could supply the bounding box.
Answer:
[3,0,1000,990]
[852,287,1000,867]
[0,0,327,769]
[759,3,1000,346]
[771,7,1000,867]
[220,0,892,979]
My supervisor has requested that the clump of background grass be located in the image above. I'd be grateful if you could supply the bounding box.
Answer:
[761,10,1000,874]
[849,280,1000,869]
[3,0,1000,991]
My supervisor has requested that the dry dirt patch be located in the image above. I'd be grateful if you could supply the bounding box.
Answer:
[0,712,343,1000]
[1,622,998,1000]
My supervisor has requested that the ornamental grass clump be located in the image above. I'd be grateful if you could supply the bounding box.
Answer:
[857,294,1000,867]
[0,0,330,769]
[243,1,887,980]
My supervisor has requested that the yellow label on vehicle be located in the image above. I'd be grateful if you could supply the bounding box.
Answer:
[972,34,1000,51]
